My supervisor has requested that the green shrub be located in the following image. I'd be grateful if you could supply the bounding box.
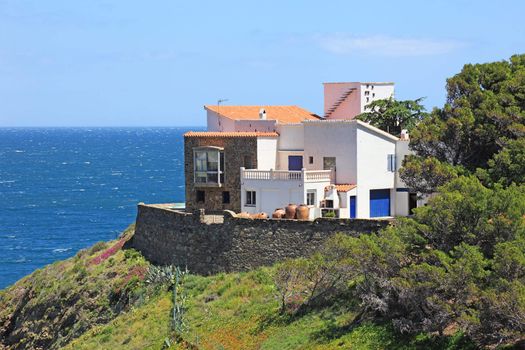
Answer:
[89,241,107,255]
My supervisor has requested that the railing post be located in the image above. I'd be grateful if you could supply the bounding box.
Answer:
[302,168,306,181]
[270,168,274,180]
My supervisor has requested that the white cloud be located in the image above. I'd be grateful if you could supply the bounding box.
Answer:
[316,34,463,57]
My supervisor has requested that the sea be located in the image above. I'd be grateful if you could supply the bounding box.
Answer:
[0,127,199,289]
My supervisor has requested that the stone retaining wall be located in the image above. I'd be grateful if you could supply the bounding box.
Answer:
[127,203,391,274]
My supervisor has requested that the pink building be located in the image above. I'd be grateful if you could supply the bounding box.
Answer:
[323,82,395,119]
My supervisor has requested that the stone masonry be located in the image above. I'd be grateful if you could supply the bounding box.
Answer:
[184,134,258,213]
[127,203,391,274]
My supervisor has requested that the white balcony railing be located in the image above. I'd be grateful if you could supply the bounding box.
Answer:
[241,168,332,182]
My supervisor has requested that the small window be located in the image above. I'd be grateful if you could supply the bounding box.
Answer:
[323,157,336,171]
[372,93,375,98]
[243,155,253,169]
[222,191,230,204]
[246,190,256,206]
[387,154,396,172]
[196,190,205,203]
[364,91,369,96]
[308,156,314,164]
[371,85,374,90]
[307,191,316,206]
[366,97,370,103]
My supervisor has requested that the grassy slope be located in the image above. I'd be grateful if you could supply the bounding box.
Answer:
[0,224,474,350]
[65,267,473,350]
[0,225,153,350]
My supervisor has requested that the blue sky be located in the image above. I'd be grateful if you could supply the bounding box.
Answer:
[1,0,524,127]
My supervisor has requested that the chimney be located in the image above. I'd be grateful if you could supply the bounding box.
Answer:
[259,108,267,120]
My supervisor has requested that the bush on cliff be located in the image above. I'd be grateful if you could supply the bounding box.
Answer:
[273,176,525,348]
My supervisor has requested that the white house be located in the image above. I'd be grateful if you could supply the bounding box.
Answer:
[240,119,414,219]
[185,82,417,219]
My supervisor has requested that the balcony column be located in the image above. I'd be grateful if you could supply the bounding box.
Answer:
[240,167,245,182]
[302,168,306,181]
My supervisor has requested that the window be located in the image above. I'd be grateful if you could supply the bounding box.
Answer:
[246,191,256,206]
[222,191,230,204]
[196,190,205,203]
[366,97,370,103]
[364,91,370,96]
[308,156,314,164]
[194,148,224,184]
[243,155,253,169]
[323,157,336,171]
[307,191,316,206]
[387,154,396,172]
[372,93,375,98]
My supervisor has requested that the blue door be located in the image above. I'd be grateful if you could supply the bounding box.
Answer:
[288,156,303,171]
[350,196,356,219]
[370,189,390,217]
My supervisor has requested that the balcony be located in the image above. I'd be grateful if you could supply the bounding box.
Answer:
[241,168,332,182]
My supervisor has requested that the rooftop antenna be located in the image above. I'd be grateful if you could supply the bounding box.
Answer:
[217,98,228,112]
[217,99,228,131]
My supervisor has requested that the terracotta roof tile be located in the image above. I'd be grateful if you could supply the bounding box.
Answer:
[204,105,320,124]
[325,184,357,192]
[184,131,278,138]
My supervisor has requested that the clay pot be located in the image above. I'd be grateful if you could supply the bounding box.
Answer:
[237,212,252,219]
[285,204,297,219]
[296,204,310,220]
[272,208,285,219]
[252,212,268,219]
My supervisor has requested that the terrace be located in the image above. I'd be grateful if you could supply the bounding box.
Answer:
[241,168,332,182]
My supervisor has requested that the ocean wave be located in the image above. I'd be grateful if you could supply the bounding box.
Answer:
[52,248,72,253]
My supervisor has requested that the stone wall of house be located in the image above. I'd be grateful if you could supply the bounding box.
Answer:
[184,135,258,213]
[127,204,391,274]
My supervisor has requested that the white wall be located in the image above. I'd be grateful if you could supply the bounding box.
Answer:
[302,121,357,185]
[207,111,236,132]
[277,124,304,150]
[256,137,278,170]
[275,124,305,170]
[241,179,304,214]
[395,191,410,217]
[395,139,411,188]
[360,83,394,113]
[234,119,277,133]
[355,123,397,218]
[241,177,330,216]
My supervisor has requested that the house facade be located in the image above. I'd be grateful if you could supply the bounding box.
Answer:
[184,82,418,219]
